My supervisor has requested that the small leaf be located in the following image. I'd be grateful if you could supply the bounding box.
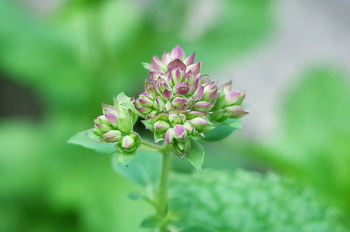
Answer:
[140,215,163,228]
[112,150,162,186]
[128,192,156,206]
[120,102,144,117]
[142,119,154,131]
[201,118,242,141]
[179,225,219,232]
[186,138,204,171]
[154,131,165,143]
[223,118,242,130]
[142,62,151,70]
[68,130,118,154]
[116,151,137,167]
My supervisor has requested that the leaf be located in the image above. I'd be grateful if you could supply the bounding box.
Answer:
[112,150,162,186]
[201,118,242,141]
[169,169,347,232]
[116,151,137,167]
[68,130,118,155]
[186,138,204,171]
[142,62,151,70]
[222,118,242,130]
[120,102,144,117]
[179,225,219,232]
[140,215,163,228]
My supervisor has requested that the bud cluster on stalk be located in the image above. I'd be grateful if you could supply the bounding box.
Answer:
[90,93,141,154]
[134,46,248,157]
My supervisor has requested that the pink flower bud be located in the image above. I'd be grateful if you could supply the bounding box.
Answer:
[202,85,218,101]
[102,130,122,142]
[167,59,186,71]
[193,101,212,111]
[225,106,249,118]
[154,121,170,132]
[186,62,202,75]
[165,128,174,144]
[174,124,187,140]
[173,82,190,95]
[183,53,195,66]
[171,45,185,60]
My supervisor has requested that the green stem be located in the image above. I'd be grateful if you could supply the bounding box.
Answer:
[141,140,167,151]
[157,151,172,232]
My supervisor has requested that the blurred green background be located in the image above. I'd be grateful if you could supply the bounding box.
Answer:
[1,0,350,231]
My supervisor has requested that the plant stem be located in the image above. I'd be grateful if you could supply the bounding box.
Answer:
[157,151,172,232]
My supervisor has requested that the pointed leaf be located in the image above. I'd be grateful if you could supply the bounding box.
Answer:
[112,150,162,186]
[142,62,151,70]
[201,118,242,141]
[116,151,137,167]
[120,102,144,117]
[201,124,236,141]
[222,118,242,130]
[140,215,163,228]
[68,130,118,154]
[186,138,204,171]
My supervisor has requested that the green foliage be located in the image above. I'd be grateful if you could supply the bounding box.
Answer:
[186,138,205,171]
[239,66,350,215]
[112,150,162,187]
[169,169,348,232]
[68,130,118,154]
[201,118,242,141]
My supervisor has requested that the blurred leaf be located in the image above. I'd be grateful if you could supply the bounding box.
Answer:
[169,169,348,232]
[257,66,350,214]
[186,138,205,171]
[140,215,163,228]
[179,225,219,232]
[112,150,162,187]
[68,130,118,155]
[116,151,136,167]
[202,119,241,141]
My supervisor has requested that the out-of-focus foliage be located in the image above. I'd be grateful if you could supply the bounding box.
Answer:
[221,66,350,216]
[170,169,348,232]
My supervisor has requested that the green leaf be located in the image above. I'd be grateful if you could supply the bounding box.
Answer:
[222,118,242,130]
[140,215,163,228]
[179,225,219,232]
[116,151,137,167]
[169,169,347,232]
[186,138,205,171]
[112,150,162,186]
[68,130,118,155]
[201,118,242,141]
[142,62,151,70]
[120,102,144,117]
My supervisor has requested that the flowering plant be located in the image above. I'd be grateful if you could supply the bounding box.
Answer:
[69,46,247,231]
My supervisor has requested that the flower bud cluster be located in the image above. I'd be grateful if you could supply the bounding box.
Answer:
[209,81,248,122]
[134,46,247,156]
[91,93,141,154]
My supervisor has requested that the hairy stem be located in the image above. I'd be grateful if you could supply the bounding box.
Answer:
[157,151,172,232]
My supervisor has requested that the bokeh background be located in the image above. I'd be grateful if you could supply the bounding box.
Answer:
[1,0,350,231]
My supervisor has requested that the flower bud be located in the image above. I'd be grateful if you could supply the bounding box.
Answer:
[193,101,212,111]
[154,121,170,133]
[189,117,211,131]
[173,82,190,95]
[225,106,249,118]
[202,85,218,102]
[116,132,141,153]
[102,130,122,142]
[165,128,174,144]
[169,113,186,124]
[174,124,187,140]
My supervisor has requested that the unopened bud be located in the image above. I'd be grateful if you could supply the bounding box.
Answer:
[102,130,122,142]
